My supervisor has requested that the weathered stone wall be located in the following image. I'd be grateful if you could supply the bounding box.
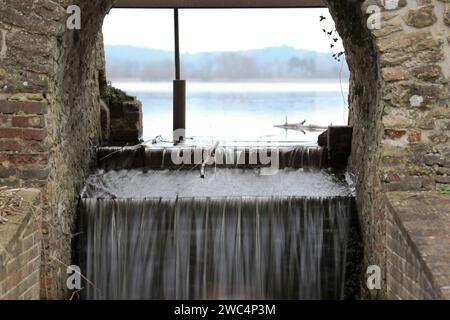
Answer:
[106,89,143,146]
[326,0,386,297]
[326,0,450,298]
[0,100,48,187]
[42,1,113,298]
[0,189,41,300]
[377,0,450,192]
[0,0,114,299]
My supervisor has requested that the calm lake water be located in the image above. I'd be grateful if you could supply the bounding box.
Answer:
[113,81,349,146]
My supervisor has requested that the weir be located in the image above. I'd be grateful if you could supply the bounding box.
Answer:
[78,145,359,300]
[79,197,352,300]
[95,145,329,171]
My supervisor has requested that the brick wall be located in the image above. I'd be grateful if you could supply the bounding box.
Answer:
[0,0,115,298]
[0,99,49,188]
[326,1,450,297]
[0,189,41,300]
[385,192,450,300]
[386,214,440,299]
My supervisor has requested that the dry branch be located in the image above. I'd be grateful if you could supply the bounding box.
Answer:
[0,188,24,224]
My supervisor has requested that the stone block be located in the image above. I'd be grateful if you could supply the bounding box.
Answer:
[412,65,442,81]
[444,4,450,26]
[0,128,21,138]
[327,126,353,170]
[428,133,449,145]
[0,100,47,115]
[405,5,437,28]
[382,67,410,81]
[436,176,450,184]
[108,96,143,145]
[23,128,46,141]
[0,140,21,152]
[408,131,422,143]
[424,153,445,166]
[11,115,45,128]
[318,130,327,147]
[6,154,48,166]
[431,107,450,119]
[376,30,432,52]
[18,168,49,180]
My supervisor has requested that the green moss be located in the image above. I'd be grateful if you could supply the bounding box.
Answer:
[104,82,128,106]
[437,185,450,195]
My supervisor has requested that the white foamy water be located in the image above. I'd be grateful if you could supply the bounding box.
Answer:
[80,196,352,300]
[82,168,351,199]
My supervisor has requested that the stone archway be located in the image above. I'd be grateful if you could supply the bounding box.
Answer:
[42,1,115,299]
[327,0,450,299]
[0,0,114,298]
[326,0,383,287]
[1,0,449,299]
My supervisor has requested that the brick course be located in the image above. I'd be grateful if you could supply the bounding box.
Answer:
[385,192,450,300]
[0,189,41,300]
[0,101,47,115]
[0,0,116,299]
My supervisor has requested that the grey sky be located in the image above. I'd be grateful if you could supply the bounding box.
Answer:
[103,8,344,53]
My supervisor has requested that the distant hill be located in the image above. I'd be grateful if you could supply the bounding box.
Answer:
[105,45,349,81]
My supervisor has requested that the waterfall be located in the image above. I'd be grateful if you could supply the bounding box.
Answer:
[79,144,357,300]
[79,196,351,300]
[96,146,328,171]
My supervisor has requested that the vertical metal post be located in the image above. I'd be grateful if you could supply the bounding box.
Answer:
[174,8,181,81]
[173,8,186,143]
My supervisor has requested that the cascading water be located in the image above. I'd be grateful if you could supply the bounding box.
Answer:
[95,146,328,171]
[78,146,357,300]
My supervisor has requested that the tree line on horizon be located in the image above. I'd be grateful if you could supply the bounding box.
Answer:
[105,45,350,81]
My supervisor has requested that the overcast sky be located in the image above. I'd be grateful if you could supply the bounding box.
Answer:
[102,8,344,54]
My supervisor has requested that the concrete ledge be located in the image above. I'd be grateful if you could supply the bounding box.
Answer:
[385,191,450,299]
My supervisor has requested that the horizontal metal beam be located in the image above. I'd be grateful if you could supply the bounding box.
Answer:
[115,0,326,8]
